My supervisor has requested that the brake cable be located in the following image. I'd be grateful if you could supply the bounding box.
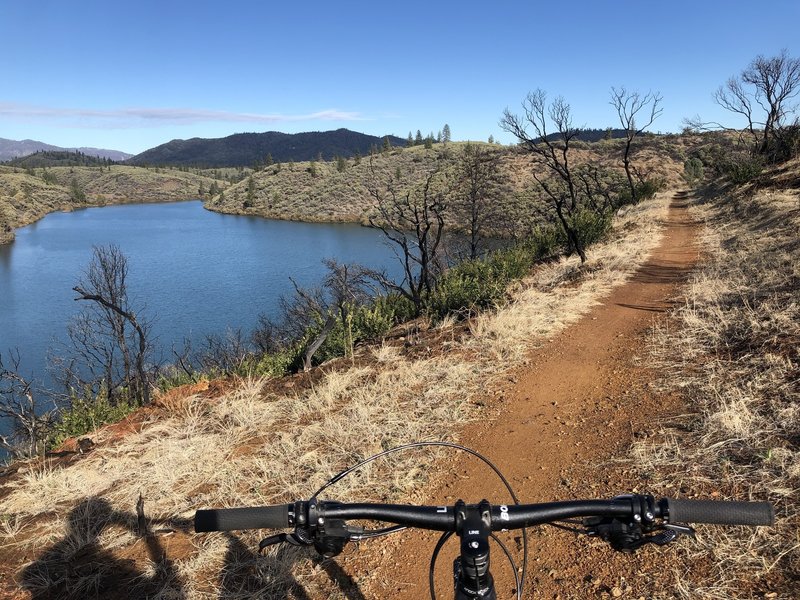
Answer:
[311,441,529,600]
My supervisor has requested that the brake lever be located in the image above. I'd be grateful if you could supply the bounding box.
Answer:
[584,517,696,552]
[258,530,314,553]
[663,523,696,537]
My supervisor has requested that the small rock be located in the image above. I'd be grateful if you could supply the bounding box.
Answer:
[611,587,623,597]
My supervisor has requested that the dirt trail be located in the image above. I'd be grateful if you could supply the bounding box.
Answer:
[346,191,702,599]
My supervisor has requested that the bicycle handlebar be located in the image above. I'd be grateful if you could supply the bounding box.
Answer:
[194,496,774,533]
[665,499,773,526]
[195,505,290,532]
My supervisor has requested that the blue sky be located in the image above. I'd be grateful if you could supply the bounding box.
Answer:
[1,0,798,155]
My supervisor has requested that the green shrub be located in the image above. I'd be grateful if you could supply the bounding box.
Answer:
[426,239,549,321]
[723,154,763,184]
[617,178,665,205]
[292,293,415,369]
[571,209,613,249]
[528,225,562,257]
[156,367,200,392]
[683,157,704,185]
[636,178,664,200]
[40,169,58,185]
[48,394,137,450]
[254,346,302,378]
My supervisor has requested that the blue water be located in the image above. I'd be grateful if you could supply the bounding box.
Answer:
[0,200,401,395]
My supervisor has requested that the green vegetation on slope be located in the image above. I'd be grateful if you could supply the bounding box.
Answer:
[208,139,687,231]
[4,150,112,168]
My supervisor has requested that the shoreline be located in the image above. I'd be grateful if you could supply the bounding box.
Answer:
[0,197,204,246]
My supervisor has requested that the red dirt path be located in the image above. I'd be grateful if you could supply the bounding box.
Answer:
[344,191,701,599]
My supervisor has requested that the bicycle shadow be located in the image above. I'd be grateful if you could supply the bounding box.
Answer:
[219,533,366,600]
[19,496,186,600]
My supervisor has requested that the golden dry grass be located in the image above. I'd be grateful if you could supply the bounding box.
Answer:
[629,186,799,598]
[209,139,687,233]
[0,191,672,598]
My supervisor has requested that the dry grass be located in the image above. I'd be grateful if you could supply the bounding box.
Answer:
[468,197,669,363]
[0,191,671,598]
[210,139,686,233]
[629,187,799,598]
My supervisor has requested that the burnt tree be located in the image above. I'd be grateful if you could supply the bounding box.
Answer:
[69,245,153,406]
[610,87,663,203]
[501,90,588,262]
[366,160,450,312]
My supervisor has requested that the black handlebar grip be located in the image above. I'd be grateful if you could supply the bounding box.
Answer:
[194,505,291,532]
[666,499,774,526]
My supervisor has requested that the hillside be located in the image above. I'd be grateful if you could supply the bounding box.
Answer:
[127,128,408,167]
[4,150,112,168]
[1,132,710,245]
[0,165,227,244]
[208,135,693,230]
[0,137,132,162]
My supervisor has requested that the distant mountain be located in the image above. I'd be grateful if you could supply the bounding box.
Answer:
[0,138,132,162]
[127,128,408,167]
[72,146,133,162]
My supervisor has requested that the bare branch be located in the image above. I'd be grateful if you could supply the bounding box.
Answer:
[610,87,663,202]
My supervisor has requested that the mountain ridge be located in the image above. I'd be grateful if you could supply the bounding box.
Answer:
[0,137,132,162]
[126,128,408,167]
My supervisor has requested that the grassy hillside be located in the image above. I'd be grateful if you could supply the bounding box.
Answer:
[208,136,692,231]
[0,165,227,244]
[2,133,703,245]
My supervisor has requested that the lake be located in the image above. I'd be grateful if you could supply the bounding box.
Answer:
[0,200,402,408]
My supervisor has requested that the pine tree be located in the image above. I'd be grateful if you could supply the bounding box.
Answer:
[442,124,451,143]
[415,130,423,145]
[246,176,255,205]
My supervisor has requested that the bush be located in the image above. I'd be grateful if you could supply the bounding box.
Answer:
[571,208,613,249]
[48,394,137,450]
[723,153,763,184]
[292,293,415,369]
[637,178,664,200]
[155,367,199,392]
[527,225,562,258]
[766,124,800,163]
[254,345,303,378]
[617,178,665,205]
[426,239,549,321]
[683,157,704,186]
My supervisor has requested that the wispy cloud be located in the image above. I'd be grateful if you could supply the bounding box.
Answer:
[0,103,365,127]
